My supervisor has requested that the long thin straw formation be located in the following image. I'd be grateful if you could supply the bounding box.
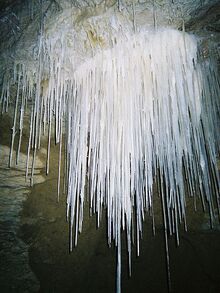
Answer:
[1,28,219,292]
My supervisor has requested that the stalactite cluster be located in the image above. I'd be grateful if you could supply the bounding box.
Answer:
[1,23,220,292]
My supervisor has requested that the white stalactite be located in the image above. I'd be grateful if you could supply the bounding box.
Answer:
[1,28,220,293]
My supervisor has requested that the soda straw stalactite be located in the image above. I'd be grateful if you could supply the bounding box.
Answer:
[1,26,220,293]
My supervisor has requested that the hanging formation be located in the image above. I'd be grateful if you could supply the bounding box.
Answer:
[1,27,220,292]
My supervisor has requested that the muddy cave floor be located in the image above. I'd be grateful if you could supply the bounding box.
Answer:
[1,114,220,293]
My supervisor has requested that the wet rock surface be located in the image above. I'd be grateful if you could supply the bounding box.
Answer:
[0,143,44,293]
